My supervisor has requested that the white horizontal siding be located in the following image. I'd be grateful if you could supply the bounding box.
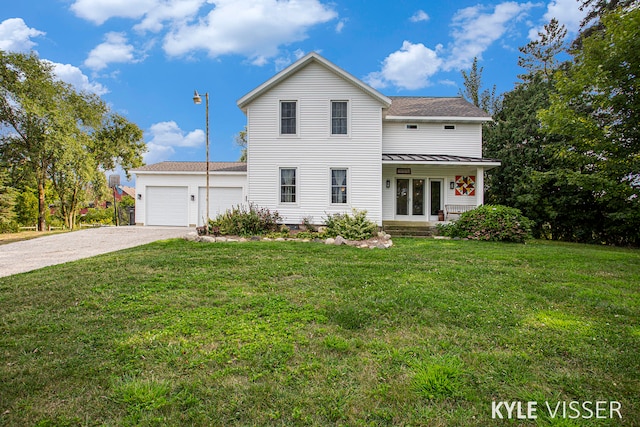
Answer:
[382,122,483,157]
[246,62,384,225]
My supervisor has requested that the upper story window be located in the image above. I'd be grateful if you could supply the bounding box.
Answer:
[406,124,418,130]
[281,101,297,135]
[280,168,297,203]
[331,101,348,135]
[444,125,456,130]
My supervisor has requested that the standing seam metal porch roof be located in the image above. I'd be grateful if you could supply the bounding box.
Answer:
[382,154,500,166]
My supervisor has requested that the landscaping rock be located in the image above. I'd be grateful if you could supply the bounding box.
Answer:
[191,232,394,249]
[183,232,198,242]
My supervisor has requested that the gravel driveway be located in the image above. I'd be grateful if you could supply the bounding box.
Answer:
[0,226,190,278]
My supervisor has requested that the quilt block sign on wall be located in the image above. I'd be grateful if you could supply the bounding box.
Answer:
[455,175,475,196]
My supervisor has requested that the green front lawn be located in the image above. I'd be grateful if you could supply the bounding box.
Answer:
[1,239,638,426]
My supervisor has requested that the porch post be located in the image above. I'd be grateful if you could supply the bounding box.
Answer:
[476,167,484,206]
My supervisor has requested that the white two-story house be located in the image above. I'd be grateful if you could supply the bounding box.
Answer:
[133,52,499,227]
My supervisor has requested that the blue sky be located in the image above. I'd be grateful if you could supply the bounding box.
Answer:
[1,0,586,179]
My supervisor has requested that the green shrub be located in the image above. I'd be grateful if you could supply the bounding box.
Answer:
[438,204,533,243]
[80,207,114,225]
[209,204,281,236]
[0,220,19,233]
[323,209,377,240]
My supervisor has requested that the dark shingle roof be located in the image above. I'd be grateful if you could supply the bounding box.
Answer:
[132,161,247,173]
[386,97,491,118]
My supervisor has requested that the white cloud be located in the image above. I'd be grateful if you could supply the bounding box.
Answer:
[365,2,539,91]
[364,41,443,90]
[336,19,347,33]
[71,0,205,29]
[445,1,537,71]
[70,0,337,66]
[528,0,588,39]
[163,0,337,63]
[0,18,45,52]
[70,0,158,25]
[438,79,457,87]
[144,121,204,163]
[133,0,204,33]
[0,19,106,95]
[84,32,139,71]
[47,62,109,95]
[410,10,430,23]
[144,143,175,164]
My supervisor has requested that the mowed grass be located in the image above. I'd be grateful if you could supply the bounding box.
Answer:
[0,238,638,426]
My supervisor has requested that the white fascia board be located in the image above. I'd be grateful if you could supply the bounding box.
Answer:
[384,116,493,123]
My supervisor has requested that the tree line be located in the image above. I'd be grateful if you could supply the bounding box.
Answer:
[463,1,639,246]
[0,51,146,231]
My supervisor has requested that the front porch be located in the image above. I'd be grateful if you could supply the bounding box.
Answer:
[381,157,499,224]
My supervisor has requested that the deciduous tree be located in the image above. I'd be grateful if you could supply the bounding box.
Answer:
[539,7,640,245]
[0,51,145,230]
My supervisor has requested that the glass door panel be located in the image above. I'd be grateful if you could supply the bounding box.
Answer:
[430,180,442,216]
[412,179,425,216]
[396,179,409,215]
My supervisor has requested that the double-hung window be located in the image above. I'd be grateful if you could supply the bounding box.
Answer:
[280,168,296,203]
[281,101,297,135]
[331,169,348,204]
[331,101,348,135]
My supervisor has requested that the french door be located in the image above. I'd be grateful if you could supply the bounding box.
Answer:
[396,178,425,218]
[396,178,443,220]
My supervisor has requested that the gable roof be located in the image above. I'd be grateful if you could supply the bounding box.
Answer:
[132,161,247,174]
[385,97,492,122]
[237,52,392,111]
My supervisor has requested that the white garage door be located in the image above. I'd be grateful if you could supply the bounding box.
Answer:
[198,187,244,226]
[146,186,189,226]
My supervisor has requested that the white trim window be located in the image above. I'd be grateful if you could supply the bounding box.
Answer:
[280,168,297,203]
[331,101,348,135]
[331,168,348,204]
[280,101,297,135]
